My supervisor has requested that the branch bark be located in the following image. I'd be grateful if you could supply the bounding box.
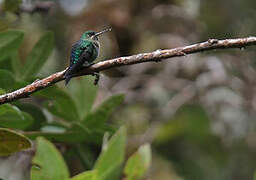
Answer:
[1,36,256,105]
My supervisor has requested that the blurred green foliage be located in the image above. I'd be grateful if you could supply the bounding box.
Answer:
[124,144,151,180]
[3,0,21,12]
[0,28,150,179]
[21,31,54,80]
[1,0,256,180]
[0,31,24,61]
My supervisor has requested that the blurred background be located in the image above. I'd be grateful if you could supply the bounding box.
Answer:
[1,0,256,179]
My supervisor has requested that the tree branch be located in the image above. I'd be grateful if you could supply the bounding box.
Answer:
[19,1,55,14]
[0,36,256,105]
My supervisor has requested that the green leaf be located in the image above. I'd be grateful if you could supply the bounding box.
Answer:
[26,132,90,143]
[25,123,91,143]
[25,131,88,143]
[0,56,14,72]
[0,69,15,90]
[74,144,96,170]
[0,30,24,61]
[35,86,80,122]
[31,137,69,180]
[124,144,151,180]
[83,94,124,129]
[14,102,47,130]
[21,31,54,79]
[70,170,97,180]
[94,126,126,180]
[35,122,115,145]
[0,128,31,156]
[68,76,98,119]
[11,52,22,77]
[0,104,34,130]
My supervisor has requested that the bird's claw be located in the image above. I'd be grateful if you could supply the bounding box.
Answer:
[91,72,100,85]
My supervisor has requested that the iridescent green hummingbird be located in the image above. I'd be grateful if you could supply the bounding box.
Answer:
[64,28,111,85]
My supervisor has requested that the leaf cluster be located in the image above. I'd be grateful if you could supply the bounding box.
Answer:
[0,30,151,180]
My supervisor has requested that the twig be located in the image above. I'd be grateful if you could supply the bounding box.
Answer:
[0,36,256,105]
[19,1,55,14]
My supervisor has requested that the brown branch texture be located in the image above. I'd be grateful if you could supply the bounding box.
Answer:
[1,36,256,105]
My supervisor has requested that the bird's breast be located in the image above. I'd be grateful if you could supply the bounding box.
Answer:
[91,42,100,60]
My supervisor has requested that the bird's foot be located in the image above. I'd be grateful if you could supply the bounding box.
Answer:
[91,72,100,85]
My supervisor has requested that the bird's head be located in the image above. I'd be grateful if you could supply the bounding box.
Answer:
[81,28,111,41]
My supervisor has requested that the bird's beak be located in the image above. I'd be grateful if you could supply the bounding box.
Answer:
[92,28,112,39]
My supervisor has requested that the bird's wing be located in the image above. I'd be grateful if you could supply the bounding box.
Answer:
[69,42,80,66]
[65,44,92,77]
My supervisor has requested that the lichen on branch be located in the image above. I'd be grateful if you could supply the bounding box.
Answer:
[0,36,256,105]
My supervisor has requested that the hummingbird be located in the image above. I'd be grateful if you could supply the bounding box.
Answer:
[64,28,111,85]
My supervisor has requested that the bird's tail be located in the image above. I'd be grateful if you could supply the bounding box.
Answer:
[64,67,72,85]
[65,75,72,85]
